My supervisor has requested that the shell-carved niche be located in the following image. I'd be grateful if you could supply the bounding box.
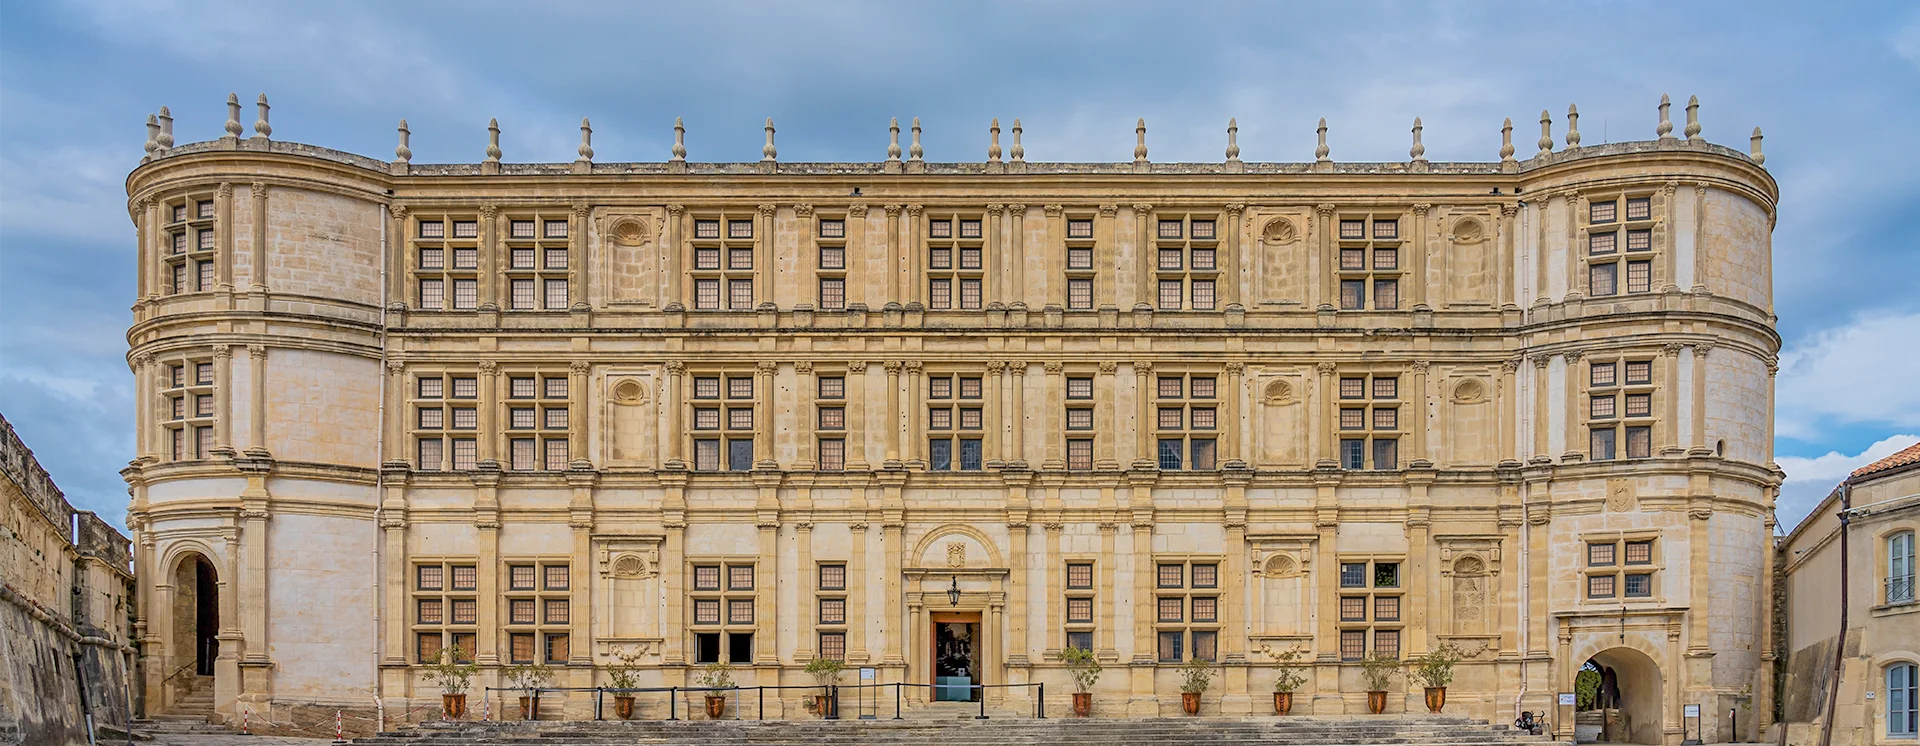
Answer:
[1451,217,1487,244]
[1260,553,1298,578]
[1263,378,1295,405]
[609,217,652,247]
[1261,218,1299,244]
[1451,378,1486,404]
[611,379,649,406]
[611,552,656,579]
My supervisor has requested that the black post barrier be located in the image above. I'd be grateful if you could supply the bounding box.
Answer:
[1037,682,1045,719]
[759,686,765,721]
[825,685,839,720]
[667,687,677,721]
[593,687,602,721]
[894,683,902,720]
[977,687,988,720]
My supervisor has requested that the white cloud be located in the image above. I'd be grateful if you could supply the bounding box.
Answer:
[1776,434,1920,530]
[1894,18,1920,74]
[1775,309,1920,440]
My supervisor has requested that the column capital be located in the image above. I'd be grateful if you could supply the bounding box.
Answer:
[1223,362,1245,374]
[1501,203,1519,217]
[756,203,777,217]
[1410,360,1430,373]
[1007,203,1026,214]
[1412,203,1431,216]
[479,204,499,220]
[216,182,234,199]
[247,344,268,360]
[1043,362,1063,375]
[664,360,686,376]
[1043,204,1064,216]
[1502,358,1522,373]
[794,361,815,374]
[570,361,591,375]
[250,182,269,200]
[665,204,686,216]
[1315,361,1336,375]
[904,204,923,217]
[1224,202,1245,216]
[884,204,902,217]
[1531,354,1552,369]
[1006,361,1027,376]
[478,360,499,376]
[847,204,868,218]
[986,361,1007,373]
[1564,350,1584,364]
[987,202,1006,212]
[1314,203,1336,217]
[757,360,778,375]
[845,360,867,373]
[1131,361,1154,375]
[1097,204,1117,217]
[212,344,232,360]
[793,203,814,218]
[1131,203,1153,213]
[1663,343,1685,357]
[904,360,923,374]
[884,361,902,374]
[1099,361,1118,374]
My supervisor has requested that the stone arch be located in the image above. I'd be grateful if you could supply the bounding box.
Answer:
[163,546,222,685]
[1573,644,1666,745]
[909,524,1004,570]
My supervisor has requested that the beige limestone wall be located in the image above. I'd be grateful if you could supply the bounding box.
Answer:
[262,349,381,467]
[265,187,383,306]
[1702,188,1772,312]
[264,511,377,701]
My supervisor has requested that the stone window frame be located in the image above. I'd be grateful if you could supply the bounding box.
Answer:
[158,354,217,462]
[410,367,481,471]
[1886,660,1919,737]
[1153,368,1220,471]
[1152,554,1223,663]
[814,561,849,660]
[1586,353,1658,461]
[1063,211,1099,310]
[1580,530,1664,605]
[1883,529,1916,607]
[925,211,986,311]
[408,211,482,311]
[1335,209,1405,311]
[503,368,572,472]
[1063,372,1097,470]
[687,556,760,665]
[1582,191,1661,297]
[159,192,219,296]
[925,369,986,471]
[502,556,572,665]
[813,210,848,310]
[688,210,758,311]
[501,211,574,312]
[1152,211,1221,311]
[410,557,479,665]
[688,368,758,472]
[1062,558,1098,652]
[1335,554,1405,661]
[1336,367,1404,471]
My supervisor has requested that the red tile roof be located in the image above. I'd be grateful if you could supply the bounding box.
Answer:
[1852,441,1920,479]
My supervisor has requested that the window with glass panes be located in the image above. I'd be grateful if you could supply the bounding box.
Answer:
[412,214,481,310]
[1154,372,1218,470]
[1154,559,1220,662]
[1337,373,1402,470]
[411,560,478,664]
[816,374,847,471]
[816,216,848,310]
[1336,558,1403,660]
[926,214,985,310]
[927,373,985,470]
[1064,561,1097,651]
[1152,214,1220,310]
[816,563,848,660]
[1584,194,1657,297]
[690,214,757,310]
[505,372,571,471]
[1584,537,1657,600]
[1064,215,1098,310]
[1588,357,1655,460]
[161,194,217,295]
[411,372,479,470]
[689,562,757,664]
[690,373,756,471]
[1336,213,1404,310]
[159,357,217,462]
[1065,375,1096,470]
[502,561,571,664]
[502,214,571,310]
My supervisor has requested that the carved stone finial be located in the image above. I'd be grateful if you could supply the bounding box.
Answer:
[1225,117,1241,162]
[988,118,1002,162]
[144,114,160,161]
[253,94,271,140]
[1314,117,1330,162]
[1010,118,1024,162]
[1684,95,1702,143]
[909,117,924,161]
[887,117,902,162]
[224,93,244,140]
[1134,118,1149,163]
[1409,117,1427,163]
[1499,117,1515,163]
[484,118,502,164]
[671,117,688,162]
[156,106,174,149]
[394,119,412,164]
[1750,126,1765,165]
[762,118,777,162]
[1537,109,1553,155]
[577,117,594,164]
[1657,94,1675,141]
[1565,104,1581,150]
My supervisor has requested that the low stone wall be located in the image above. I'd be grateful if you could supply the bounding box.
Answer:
[0,584,134,746]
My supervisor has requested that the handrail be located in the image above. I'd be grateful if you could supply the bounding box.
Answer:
[161,661,197,686]
[469,681,1047,722]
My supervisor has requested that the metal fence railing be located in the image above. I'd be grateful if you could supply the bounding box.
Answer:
[476,681,1046,722]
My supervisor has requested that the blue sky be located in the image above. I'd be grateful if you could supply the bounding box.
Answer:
[2,1,1916,532]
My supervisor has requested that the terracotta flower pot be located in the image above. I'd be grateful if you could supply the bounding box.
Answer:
[518,695,539,720]
[1181,691,1201,715]
[815,693,839,719]
[614,695,635,720]
[1366,690,1387,714]
[1072,692,1092,717]
[442,693,467,719]
[704,694,727,719]
[1423,686,1446,714]
[1273,691,1293,715]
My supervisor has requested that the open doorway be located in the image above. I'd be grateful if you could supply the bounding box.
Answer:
[930,612,980,702]
[172,553,219,677]
[1576,648,1665,744]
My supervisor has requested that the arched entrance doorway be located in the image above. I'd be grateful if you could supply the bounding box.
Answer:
[171,553,219,678]
[1576,647,1664,744]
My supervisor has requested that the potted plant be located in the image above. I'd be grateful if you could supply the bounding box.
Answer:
[503,662,553,720]
[1270,646,1308,716]
[604,647,645,720]
[697,661,734,719]
[1358,652,1399,714]
[1059,646,1102,717]
[423,648,478,719]
[1406,642,1464,714]
[803,657,845,719]
[1177,657,1215,716]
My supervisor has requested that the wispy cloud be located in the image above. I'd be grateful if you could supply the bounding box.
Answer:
[1775,433,1920,529]
[1776,309,1920,441]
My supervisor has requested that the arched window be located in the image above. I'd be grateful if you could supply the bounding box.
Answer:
[1890,531,1916,606]
[1889,662,1918,737]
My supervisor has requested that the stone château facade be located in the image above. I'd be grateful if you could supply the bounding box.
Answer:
[122,96,1781,744]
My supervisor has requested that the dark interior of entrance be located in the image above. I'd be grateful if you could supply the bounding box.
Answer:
[193,557,218,676]
[1576,650,1664,745]
[933,620,979,702]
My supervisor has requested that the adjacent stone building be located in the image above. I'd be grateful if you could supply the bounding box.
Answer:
[1777,442,1920,745]
[1,413,137,746]
[121,97,1781,744]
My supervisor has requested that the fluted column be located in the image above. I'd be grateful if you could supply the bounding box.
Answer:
[212,345,233,449]
[1223,204,1243,307]
[848,520,870,661]
[249,183,269,293]
[757,204,777,307]
[1531,356,1551,460]
[884,361,902,466]
[1223,362,1244,465]
[905,361,924,468]
[1044,523,1064,653]
[1563,352,1585,461]
[1132,361,1154,468]
[755,361,777,468]
[1009,204,1027,306]
[1315,204,1336,308]
[905,205,923,307]
[1096,521,1118,658]
[664,362,685,467]
[478,360,499,463]
[479,206,500,307]
[569,361,589,466]
[1661,344,1684,455]
[1412,360,1431,464]
[1043,205,1064,309]
[664,205,685,308]
[1411,203,1430,307]
[1042,363,1064,469]
[986,362,1007,466]
[986,203,1005,304]
[1096,205,1118,309]
[846,362,869,470]
[1008,362,1027,467]
[1133,204,1154,305]
[1499,359,1520,462]
[1315,362,1335,464]
[1691,343,1714,453]
[1095,362,1119,469]
[795,362,816,470]
[248,345,268,453]
[215,183,235,291]
[883,205,902,308]
[793,522,816,661]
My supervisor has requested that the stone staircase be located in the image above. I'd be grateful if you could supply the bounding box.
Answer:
[131,675,235,738]
[353,714,1569,746]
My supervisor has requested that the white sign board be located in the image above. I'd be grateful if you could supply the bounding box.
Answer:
[1684,704,1701,718]
[860,667,876,681]
[1559,693,1576,706]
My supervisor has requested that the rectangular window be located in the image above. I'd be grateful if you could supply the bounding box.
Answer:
[1591,201,1617,224]
[451,599,476,624]
[1372,629,1400,659]
[729,408,753,430]
[1191,280,1215,310]
[819,632,846,661]
[1067,437,1092,469]
[543,598,569,624]
[728,220,753,239]
[1371,407,1397,430]
[1589,574,1617,598]
[1373,595,1400,622]
[1340,438,1366,469]
[1067,246,1093,270]
[1157,439,1183,470]
[693,439,720,470]
[818,438,845,470]
[1592,395,1617,420]
[1068,278,1093,309]
[1340,630,1366,660]
[1371,438,1397,470]
[1373,220,1398,240]
[419,279,445,310]
[544,279,568,309]
[817,564,848,591]
[1341,596,1367,622]
[1159,377,1184,399]
[728,440,753,470]
[1159,279,1183,310]
[452,566,477,591]
[693,599,721,624]
[1340,220,1366,240]
[1372,248,1398,271]
[418,598,444,624]
[929,439,952,471]
[818,406,845,430]
[1625,541,1653,565]
[1158,564,1185,588]
[728,599,754,625]
[818,597,846,625]
[1066,378,1093,400]
[1066,631,1093,651]
[1191,597,1217,624]
[509,599,535,624]
[819,278,846,309]
[1625,197,1651,221]
[1157,597,1184,623]
[544,634,569,664]
[960,278,982,309]
[818,219,845,239]
[1191,564,1217,588]
[1158,631,1185,663]
[1190,439,1216,470]
[452,279,477,309]
[1340,279,1365,310]
[1625,360,1653,385]
[959,439,982,470]
[1627,229,1652,252]
[1066,597,1094,624]
[959,219,981,239]
[1159,247,1184,271]
[510,438,536,470]
[1589,543,1617,566]
[1625,426,1652,459]
[1624,573,1652,598]
[542,440,568,470]
[1373,279,1399,310]
[1066,563,1094,589]
[695,279,720,309]
[1591,362,1617,387]
[1591,428,1617,460]
[1590,231,1618,255]
[1068,219,1093,239]
[729,279,753,309]
[929,279,951,309]
[1341,247,1366,271]
[1158,220,1183,239]
[1626,260,1652,293]
[1590,263,1618,296]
